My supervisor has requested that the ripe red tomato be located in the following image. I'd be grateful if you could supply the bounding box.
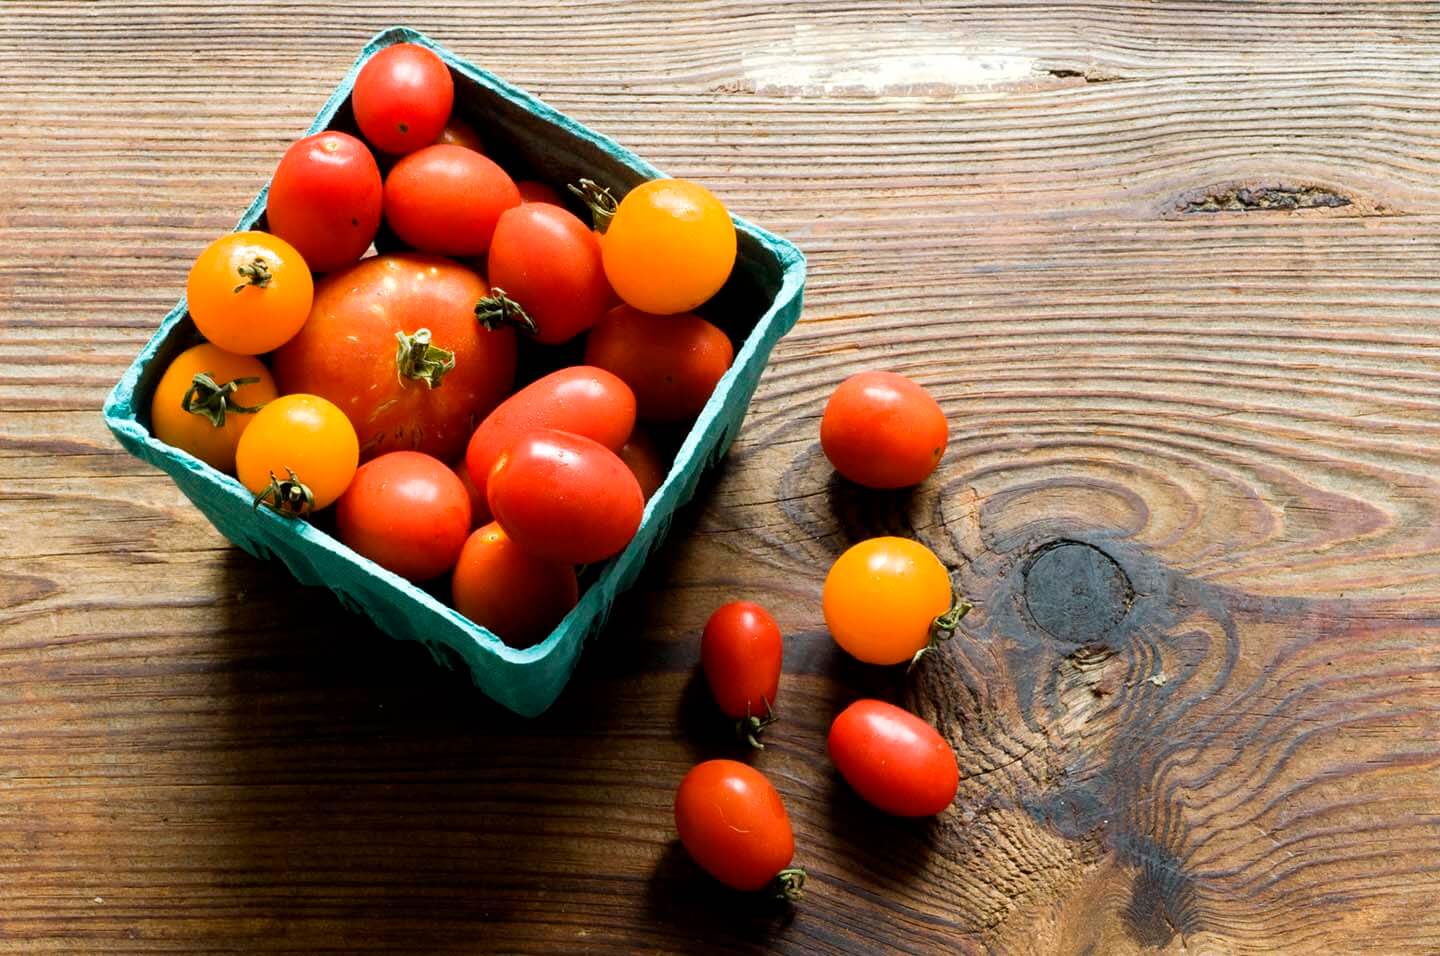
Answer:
[434,116,485,153]
[583,305,733,422]
[674,760,803,897]
[479,204,611,345]
[383,144,519,256]
[451,522,579,648]
[266,131,382,273]
[617,430,667,500]
[464,366,635,502]
[702,601,783,747]
[336,451,471,581]
[272,254,517,463]
[352,42,453,156]
[516,180,563,205]
[820,371,948,489]
[486,429,643,565]
[828,699,959,817]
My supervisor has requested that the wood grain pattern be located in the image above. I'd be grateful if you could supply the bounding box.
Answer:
[4,1,1440,953]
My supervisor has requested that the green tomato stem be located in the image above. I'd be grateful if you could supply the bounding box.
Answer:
[180,372,264,428]
[394,328,456,389]
[233,256,273,293]
[474,288,538,337]
[252,467,314,517]
[772,867,807,902]
[567,178,617,234]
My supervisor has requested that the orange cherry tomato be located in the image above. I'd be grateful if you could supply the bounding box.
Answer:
[516,180,564,205]
[674,760,803,897]
[451,521,579,648]
[336,451,472,582]
[821,371,948,489]
[235,394,359,515]
[601,179,736,315]
[584,305,733,422]
[186,231,313,355]
[822,537,955,665]
[829,700,959,817]
[149,344,277,472]
[616,430,667,500]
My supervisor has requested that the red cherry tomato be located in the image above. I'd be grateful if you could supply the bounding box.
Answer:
[821,371,948,489]
[434,116,485,153]
[674,760,802,896]
[617,430,667,500]
[452,459,488,527]
[584,305,733,422]
[266,131,382,273]
[464,366,635,503]
[702,602,783,747]
[516,180,564,205]
[352,43,454,156]
[383,144,520,256]
[486,429,643,565]
[480,204,611,345]
[828,699,959,817]
[336,451,471,582]
[451,522,579,648]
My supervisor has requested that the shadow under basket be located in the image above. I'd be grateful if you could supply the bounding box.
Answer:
[101,26,806,717]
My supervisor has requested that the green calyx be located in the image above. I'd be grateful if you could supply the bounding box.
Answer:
[567,177,617,233]
[180,371,264,428]
[772,868,807,902]
[233,256,273,293]
[909,594,974,671]
[252,468,314,518]
[394,328,456,389]
[736,697,779,750]
[474,288,538,337]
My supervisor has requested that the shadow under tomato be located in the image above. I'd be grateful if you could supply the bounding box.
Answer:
[644,840,799,950]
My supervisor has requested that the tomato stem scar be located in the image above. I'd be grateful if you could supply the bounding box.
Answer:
[253,467,314,517]
[233,257,273,293]
[394,328,456,389]
[474,288,538,336]
[180,372,264,427]
[567,178,617,233]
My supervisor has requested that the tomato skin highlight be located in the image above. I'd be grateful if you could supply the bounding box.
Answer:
[352,43,454,156]
[383,144,520,256]
[584,305,733,422]
[266,131,382,273]
[822,537,953,665]
[186,231,313,355]
[821,371,948,489]
[485,204,611,344]
[451,522,579,648]
[336,451,472,582]
[701,601,782,721]
[828,700,959,817]
[150,344,276,473]
[602,179,736,315]
[674,760,796,893]
[235,394,359,512]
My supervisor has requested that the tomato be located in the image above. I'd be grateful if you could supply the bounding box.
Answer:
[479,204,611,344]
[335,452,471,581]
[451,522,579,648]
[352,42,453,156]
[674,760,803,897]
[486,429,643,565]
[584,305,733,422]
[150,344,276,472]
[236,394,359,514]
[516,180,563,205]
[434,116,485,153]
[823,537,964,666]
[821,371,948,489]
[186,231,313,355]
[602,179,736,315]
[383,144,519,256]
[266,131,382,273]
[272,254,517,463]
[617,430,667,500]
[464,366,635,502]
[702,601,783,747]
[828,700,959,817]
[453,459,489,527]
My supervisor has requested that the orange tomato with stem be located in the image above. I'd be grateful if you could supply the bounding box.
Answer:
[150,344,276,472]
[822,537,969,666]
[186,231,313,354]
[235,394,359,515]
[598,178,736,315]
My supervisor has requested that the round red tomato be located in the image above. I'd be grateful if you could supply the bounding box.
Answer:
[516,179,563,205]
[479,204,611,345]
[451,522,579,648]
[584,305,733,422]
[821,371,948,489]
[266,131,382,273]
[352,42,453,156]
[336,451,471,581]
[617,430,666,500]
[674,760,803,897]
[486,429,643,565]
[828,700,958,817]
[383,144,519,256]
[272,254,517,462]
[702,601,783,747]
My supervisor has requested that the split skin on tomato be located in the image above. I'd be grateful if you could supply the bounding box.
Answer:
[265,131,382,273]
[352,42,454,156]
[702,601,783,747]
[673,760,803,897]
[236,394,359,515]
[822,536,961,666]
[186,231,313,355]
[821,371,948,489]
[451,521,579,649]
[584,305,733,422]
[601,178,736,315]
[480,203,612,345]
[383,144,519,256]
[828,699,959,817]
[150,344,277,473]
[336,451,472,582]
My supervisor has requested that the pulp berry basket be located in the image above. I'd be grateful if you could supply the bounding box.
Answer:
[101,26,806,717]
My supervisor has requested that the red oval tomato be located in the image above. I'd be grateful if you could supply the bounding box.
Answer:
[486,429,643,565]
[674,760,802,896]
[352,42,454,156]
[820,371,948,489]
[336,451,471,581]
[451,522,579,648]
[266,131,382,273]
[828,699,958,817]
[464,365,635,503]
[584,305,733,422]
[516,179,563,205]
[480,204,611,345]
[617,430,667,500]
[383,144,520,256]
[272,254,517,462]
[702,602,782,746]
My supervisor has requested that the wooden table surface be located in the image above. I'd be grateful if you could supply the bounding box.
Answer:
[5,2,1440,953]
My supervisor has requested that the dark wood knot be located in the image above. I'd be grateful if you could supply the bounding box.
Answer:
[1022,541,1134,645]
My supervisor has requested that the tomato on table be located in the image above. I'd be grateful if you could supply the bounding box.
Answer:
[186,231,312,355]
[828,699,959,817]
[583,305,733,422]
[451,522,579,648]
[150,344,276,473]
[822,536,967,666]
[383,144,519,256]
[352,42,454,156]
[702,601,783,748]
[336,451,471,582]
[616,430,667,500]
[479,203,611,344]
[673,760,804,898]
[821,371,948,489]
[236,394,359,515]
[265,131,382,273]
[601,178,736,315]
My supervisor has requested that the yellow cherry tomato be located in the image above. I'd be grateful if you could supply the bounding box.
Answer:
[823,537,956,665]
[150,344,277,473]
[601,179,736,315]
[235,394,358,515]
[186,231,314,354]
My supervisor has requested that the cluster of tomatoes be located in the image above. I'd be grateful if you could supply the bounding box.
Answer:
[150,43,740,648]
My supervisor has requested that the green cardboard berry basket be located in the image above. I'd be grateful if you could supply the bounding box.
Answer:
[101,26,806,717]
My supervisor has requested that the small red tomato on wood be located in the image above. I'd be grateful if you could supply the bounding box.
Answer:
[383,144,520,256]
[702,601,783,748]
[336,451,472,582]
[583,306,733,423]
[820,371,948,489]
[451,522,579,648]
[828,699,959,817]
[266,131,382,273]
[352,42,454,156]
[674,760,804,898]
[479,203,612,345]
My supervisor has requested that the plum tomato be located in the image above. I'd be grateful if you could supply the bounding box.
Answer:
[272,254,517,463]
[583,305,733,422]
[150,343,277,473]
[486,429,643,565]
[516,180,564,205]
[451,521,579,648]
[820,371,948,489]
[265,131,382,273]
[336,451,471,581]
[674,760,803,897]
[383,144,519,256]
[186,231,313,355]
[236,394,359,515]
[453,459,489,527]
[478,203,611,344]
[617,430,667,500]
[352,42,453,156]
[828,699,959,817]
[434,116,485,153]
[702,601,783,747]
[822,537,966,666]
[602,179,736,315]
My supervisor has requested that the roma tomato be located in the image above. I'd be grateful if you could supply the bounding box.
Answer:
[150,344,276,472]
[584,305,733,422]
[186,231,312,355]
[272,254,517,463]
[266,131,382,273]
[383,144,519,256]
[336,451,471,581]
[451,522,579,648]
[617,430,667,500]
[464,366,635,502]
[236,394,359,514]
[516,180,564,205]
[480,204,611,344]
[486,429,643,565]
[702,601,783,747]
[434,116,485,153]
[828,700,959,817]
[602,179,736,315]
[352,42,453,155]
[674,760,803,897]
[822,537,963,666]
[821,371,948,489]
